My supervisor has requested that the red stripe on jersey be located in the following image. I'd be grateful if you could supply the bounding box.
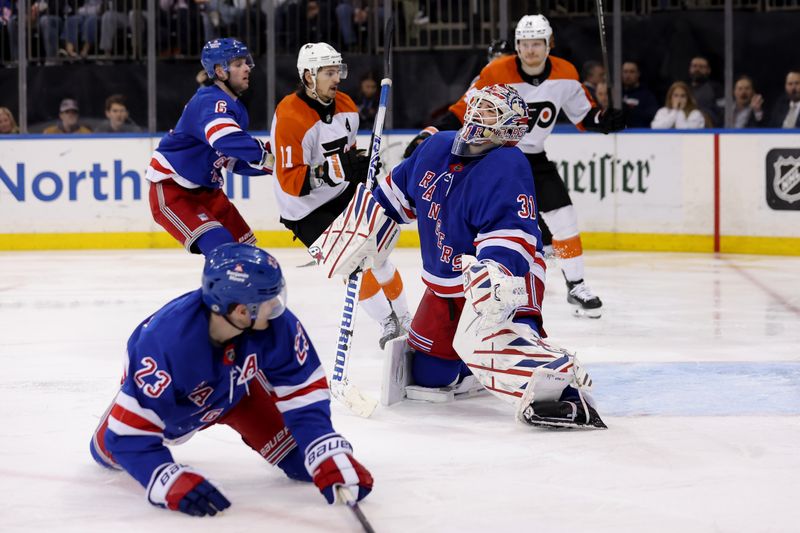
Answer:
[475,235,539,260]
[149,157,173,175]
[276,377,328,402]
[110,403,163,434]
[422,278,463,295]
[205,122,240,142]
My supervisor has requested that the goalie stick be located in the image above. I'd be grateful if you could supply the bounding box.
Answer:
[328,16,395,418]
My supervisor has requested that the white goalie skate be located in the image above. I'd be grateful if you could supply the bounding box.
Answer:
[380,336,485,406]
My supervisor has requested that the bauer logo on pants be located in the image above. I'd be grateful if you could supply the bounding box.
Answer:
[766,149,800,210]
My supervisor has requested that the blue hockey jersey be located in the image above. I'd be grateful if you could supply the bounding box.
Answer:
[373,131,546,316]
[145,85,269,189]
[101,289,334,488]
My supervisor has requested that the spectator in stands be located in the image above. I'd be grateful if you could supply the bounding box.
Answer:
[43,98,93,133]
[1,0,16,60]
[63,0,101,59]
[688,56,723,127]
[581,60,605,103]
[94,94,142,132]
[732,75,765,129]
[99,0,142,59]
[336,0,370,51]
[354,71,378,130]
[31,1,65,65]
[769,69,800,129]
[651,81,707,129]
[297,0,332,47]
[198,0,246,43]
[595,81,609,111]
[621,61,658,128]
[0,106,19,134]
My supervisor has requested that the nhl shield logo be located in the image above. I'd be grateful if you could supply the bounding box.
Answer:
[766,149,800,210]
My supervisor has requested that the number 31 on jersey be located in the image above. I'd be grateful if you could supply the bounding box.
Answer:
[517,194,537,220]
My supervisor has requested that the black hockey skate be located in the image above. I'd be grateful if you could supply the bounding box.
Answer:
[520,400,607,429]
[565,279,602,319]
[378,312,403,350]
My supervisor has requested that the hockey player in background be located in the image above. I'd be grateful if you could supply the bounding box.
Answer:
[145,38,275,256]
[404,15,626,318]
[89,243,373,516]
[314,85,606,429]
[271,42,411,349]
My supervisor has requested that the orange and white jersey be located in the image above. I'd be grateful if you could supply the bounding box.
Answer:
[449,55,595,154]
[270,90,359,221]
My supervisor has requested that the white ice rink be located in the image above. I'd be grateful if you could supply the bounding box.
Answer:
[1,248,799,533]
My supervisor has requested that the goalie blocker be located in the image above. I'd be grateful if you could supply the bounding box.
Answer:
[309,182,400,278]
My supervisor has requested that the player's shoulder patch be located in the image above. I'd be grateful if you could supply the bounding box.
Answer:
[548,56,580,82]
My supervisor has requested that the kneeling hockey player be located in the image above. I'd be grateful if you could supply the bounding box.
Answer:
[312,84,606,429]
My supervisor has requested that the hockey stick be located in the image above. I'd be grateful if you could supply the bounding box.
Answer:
[328,16,395,418]
[594,0,613,108]
[337,487,376,533]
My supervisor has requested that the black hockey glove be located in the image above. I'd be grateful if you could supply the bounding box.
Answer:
[403,126,439,159]
[583,107,626,134]
[318,149,373,187]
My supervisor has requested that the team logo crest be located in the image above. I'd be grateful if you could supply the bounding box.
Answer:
[226,264,249,283]
[308,245,323,264]
[766,149,800,210]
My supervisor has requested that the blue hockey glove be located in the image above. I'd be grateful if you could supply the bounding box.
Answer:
[147,463,231,517]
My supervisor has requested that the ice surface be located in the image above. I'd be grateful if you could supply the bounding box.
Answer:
[1,249,798,532]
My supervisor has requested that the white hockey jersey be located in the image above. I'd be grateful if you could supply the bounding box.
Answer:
[270,90,359,221]
[449,55,595,154]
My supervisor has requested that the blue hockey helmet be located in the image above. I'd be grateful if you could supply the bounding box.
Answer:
[201,243,287,320]
[201,38,255,79]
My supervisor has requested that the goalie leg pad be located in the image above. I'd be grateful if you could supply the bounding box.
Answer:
[309,183,400,278]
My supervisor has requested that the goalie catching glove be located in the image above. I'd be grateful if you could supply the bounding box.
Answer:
[309,182,400,278]
[147,463,231,517]
[461,255,532,332]
[305,434,373,504]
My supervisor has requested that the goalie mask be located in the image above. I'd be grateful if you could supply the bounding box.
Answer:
[451,84,529,157]
[202,243,287,321]
[515,14,552,57]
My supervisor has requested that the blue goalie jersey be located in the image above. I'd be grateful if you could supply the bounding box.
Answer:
[99,289,334,488]
[372,130,546,317]
[145,85,268,189]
